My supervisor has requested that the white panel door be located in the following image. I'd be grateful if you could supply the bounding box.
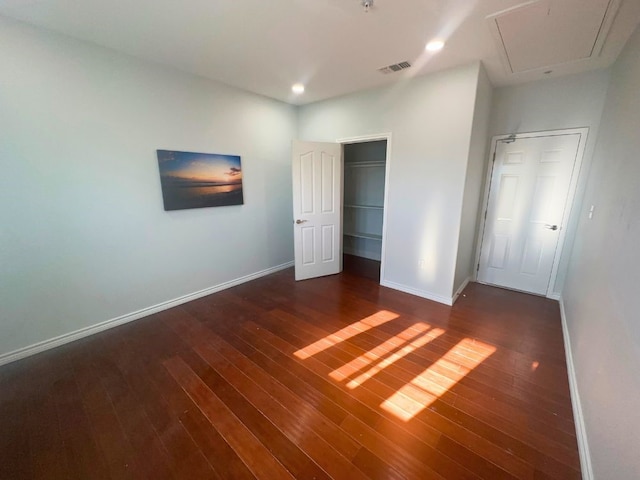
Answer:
[292,141,342,281]
[478,133,582,295]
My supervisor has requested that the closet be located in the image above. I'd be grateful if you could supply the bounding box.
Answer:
[343,140,387,262]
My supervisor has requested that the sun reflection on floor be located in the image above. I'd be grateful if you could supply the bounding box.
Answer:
[293,310,399,360]
[381,338,496,421]
[294,310,497,422]
[330,324,446,390]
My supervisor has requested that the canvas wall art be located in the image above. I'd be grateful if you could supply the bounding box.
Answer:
[156,150,244,211]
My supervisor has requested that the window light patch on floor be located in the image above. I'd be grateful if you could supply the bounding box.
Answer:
[380,338,496,421]
[293,311,497,423]
[293,310,399,360]
[328,322,430,383]
[331,324,446,389]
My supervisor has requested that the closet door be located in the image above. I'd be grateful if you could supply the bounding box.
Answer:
[292,141,343,280]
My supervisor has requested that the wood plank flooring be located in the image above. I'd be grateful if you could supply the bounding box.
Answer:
[0,261,581,479]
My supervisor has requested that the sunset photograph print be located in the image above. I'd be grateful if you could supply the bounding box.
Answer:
[157,150,244,211]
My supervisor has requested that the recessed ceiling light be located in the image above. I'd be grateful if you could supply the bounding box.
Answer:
[292,83,305,94]
[425,40,445,52]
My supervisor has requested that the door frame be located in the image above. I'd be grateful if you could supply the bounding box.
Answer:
[336,133,392,284]
[474,128,589,298]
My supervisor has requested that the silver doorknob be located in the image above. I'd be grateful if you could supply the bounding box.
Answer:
[545,224,558,231]
[295,219,307,224]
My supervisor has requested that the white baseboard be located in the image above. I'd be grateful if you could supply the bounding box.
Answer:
[0,261,294,367]
[547,292,561,301]
[558,297,594,480]
[452,276,471,304]
[380,279,453,306]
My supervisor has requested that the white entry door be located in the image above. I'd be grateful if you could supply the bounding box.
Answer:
[478,131,585,295]
[292,141,343,281]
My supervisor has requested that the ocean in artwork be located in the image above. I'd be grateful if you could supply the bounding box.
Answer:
[157,150,244,211]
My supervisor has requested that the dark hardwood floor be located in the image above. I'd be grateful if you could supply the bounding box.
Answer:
[0,262,581,479]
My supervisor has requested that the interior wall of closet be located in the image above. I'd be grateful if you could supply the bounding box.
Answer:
[343,140,387,261]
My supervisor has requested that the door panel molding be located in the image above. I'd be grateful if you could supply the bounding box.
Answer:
[474,128,589,297]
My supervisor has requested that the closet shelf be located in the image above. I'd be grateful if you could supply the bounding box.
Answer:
[344,232,382,241]
[345,161,385,168]
[344,204,384,210]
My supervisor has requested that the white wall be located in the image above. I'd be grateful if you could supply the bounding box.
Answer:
[562,27,640,480]
[298,63,483,303]
[453,65,493,294]
[489,70,610,295]
[0,17,297,359]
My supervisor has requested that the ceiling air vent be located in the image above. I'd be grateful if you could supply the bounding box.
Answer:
[378,61,411,74]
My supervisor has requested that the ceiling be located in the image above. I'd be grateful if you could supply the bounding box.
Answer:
[1,0,639,105]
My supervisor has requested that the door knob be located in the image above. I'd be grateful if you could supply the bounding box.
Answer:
[545,224,558,231]
[295,219,307,224]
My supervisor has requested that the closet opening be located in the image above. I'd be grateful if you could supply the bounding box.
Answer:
[342,139,388,282]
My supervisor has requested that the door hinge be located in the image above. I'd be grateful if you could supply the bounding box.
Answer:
[476,262,480,272]
[484,209,487,220]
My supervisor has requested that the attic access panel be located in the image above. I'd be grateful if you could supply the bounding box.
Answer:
[489,0,619,73]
